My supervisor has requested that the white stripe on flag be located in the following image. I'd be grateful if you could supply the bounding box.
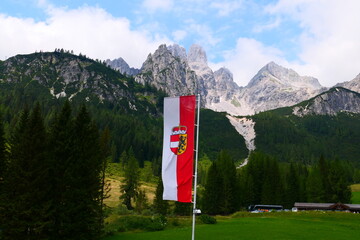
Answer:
[162,97,180,201]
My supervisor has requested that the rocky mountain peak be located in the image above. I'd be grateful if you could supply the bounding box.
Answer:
[214,67,239,91]
[135,44,199,97]
[293,87,360,116]
[105,57,140,76]
[335,73,360,93]
[248,61,322,90]
[188,44,207,64]
[167,44,187,62]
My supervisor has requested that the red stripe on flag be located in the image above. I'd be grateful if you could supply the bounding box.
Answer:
[177,95,196,202]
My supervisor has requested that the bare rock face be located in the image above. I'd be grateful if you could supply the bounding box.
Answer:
[132,44,360,117]
[105,57,140,76]
[135,44,201,97]
[243,62,325,114]
[293,87,360,116]
[335,73,360,93]
[2,52,133,104]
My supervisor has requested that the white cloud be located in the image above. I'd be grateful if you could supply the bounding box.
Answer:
[265,0,360,86]
[210,0,243,17]
[0,5,170,68]
[172,30,187,42]
[142,0,174,13]
[187,22,221,47]
[252,17,282,33]
[211,38,286,87]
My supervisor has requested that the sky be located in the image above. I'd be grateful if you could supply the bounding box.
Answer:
[0,0,360,87]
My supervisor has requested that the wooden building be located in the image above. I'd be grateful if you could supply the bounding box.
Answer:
[294,202,360,213]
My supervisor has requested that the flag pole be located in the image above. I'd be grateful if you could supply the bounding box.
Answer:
[192,94,200,240]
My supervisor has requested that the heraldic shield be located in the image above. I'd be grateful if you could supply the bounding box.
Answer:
[170,126,187,155]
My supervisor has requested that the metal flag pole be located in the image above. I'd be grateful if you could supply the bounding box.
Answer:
[191,94,201,240]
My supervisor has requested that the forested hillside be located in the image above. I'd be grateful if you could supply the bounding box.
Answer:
[0,51,247,165]
[252,109,360,166]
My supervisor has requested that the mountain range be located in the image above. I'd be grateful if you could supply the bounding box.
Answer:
[1,46,360,165]
[107,43,360,116]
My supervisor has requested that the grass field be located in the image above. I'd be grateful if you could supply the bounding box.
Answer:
[351,184,360,204]
[103,212,360,240]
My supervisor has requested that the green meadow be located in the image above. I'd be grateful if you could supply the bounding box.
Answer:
[351,184,360,203]
[103,211,360,240]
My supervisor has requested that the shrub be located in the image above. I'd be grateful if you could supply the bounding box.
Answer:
[199,214,217,224]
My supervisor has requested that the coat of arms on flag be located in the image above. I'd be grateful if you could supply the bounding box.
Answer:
[170,126,187,155]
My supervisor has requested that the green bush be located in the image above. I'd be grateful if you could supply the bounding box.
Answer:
[146,215,167,231]
[199,214,217,224]
[105,215,167,234]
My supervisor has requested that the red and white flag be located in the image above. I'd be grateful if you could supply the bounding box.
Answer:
[162,95,196,202]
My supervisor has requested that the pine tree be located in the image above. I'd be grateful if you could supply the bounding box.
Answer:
[306,167,324,202]
[62,104,103,240]
[153,178,169,215]
[217,150,238,214]
[318,155,331,201]
[120,147,140,210]
[0,116,8,234]
[284,163,300,208]
[2,105,50,239]
[0,116,6,185]
[47,100,74,238]
[135,189,149,214]
[203,161,224,215]
[327,160,352,203]
[99,126,111,223]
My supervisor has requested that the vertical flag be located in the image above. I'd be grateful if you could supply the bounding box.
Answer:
[162,95,196,202]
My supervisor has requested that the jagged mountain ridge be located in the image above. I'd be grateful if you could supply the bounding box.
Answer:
[292,87,360,116]
[0,51,160,114]
[126,43,336,116]
[105,57,140,76]
[336,73,360,93]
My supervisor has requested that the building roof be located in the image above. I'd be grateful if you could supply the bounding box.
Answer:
[294,202,360,211]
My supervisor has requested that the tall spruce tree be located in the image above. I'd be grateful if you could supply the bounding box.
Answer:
[120,147,140,210]
[203,161,224,215]
[2,105,50,240]
[284,163,300,208]
[60,104,103,240]
[0,116,7,235]
[0,116,6,185]
[47,100,74,239]
[217,150,238,214]
[327,160,352,203]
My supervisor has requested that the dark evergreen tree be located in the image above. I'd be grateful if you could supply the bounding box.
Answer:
[135,189,149,214]
[284,163,300,208]
[217,150,238,214]
[0,116,7,235]
[153,178,169,215]
[2,105,50,240]
[120,147,140,210]
[318,155,332,201]
[327,160,352,203]
[47,100,74,239]
[61,104,103,240]
[0,116,6,184]
[261,157,283,205]
[99,126,111,223]
[203,161,224,215]
[306,166,325,202]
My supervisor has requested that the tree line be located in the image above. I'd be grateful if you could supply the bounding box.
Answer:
[198,151,353,215]
[0,101,109,240]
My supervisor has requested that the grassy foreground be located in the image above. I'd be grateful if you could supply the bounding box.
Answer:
[103,211,360,240]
